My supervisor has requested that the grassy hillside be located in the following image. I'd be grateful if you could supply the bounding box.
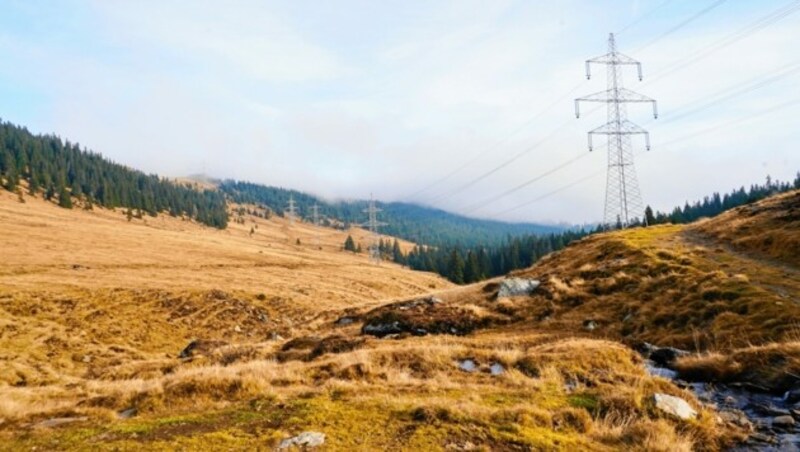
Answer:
[5,189,791,450]
[377,190,800,352]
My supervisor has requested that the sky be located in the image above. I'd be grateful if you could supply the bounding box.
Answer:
[0,0,798,224]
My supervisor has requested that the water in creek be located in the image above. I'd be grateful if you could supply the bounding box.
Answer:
[645,360,800,451]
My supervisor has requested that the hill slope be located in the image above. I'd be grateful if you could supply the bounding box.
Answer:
[0,188,451,389]
[9,192,797,449]
[377,190,800,352]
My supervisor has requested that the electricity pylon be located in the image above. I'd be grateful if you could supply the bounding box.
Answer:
[575,33,658,228]
[362,194,387,264]
[285,195,298,227]
[311,203,321,248]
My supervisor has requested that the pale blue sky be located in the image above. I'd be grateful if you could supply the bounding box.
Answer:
[0,1,798,223]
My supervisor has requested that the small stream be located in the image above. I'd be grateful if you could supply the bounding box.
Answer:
[645,360,800,451]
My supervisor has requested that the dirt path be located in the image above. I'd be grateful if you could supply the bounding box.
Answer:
[679,230,800,304]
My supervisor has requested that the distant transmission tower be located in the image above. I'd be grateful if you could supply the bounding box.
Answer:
[285,195,298,227]
[311,203,321,248]
[576,33,658,228]
[362,194,387,264]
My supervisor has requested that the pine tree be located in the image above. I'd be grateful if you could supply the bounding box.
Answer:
[448,249,465,284]
[644,205,656,226]
[58,186,72,209]
[344,235,356,252]
[392,239,404,265]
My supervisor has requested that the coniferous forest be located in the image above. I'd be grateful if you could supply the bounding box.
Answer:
[220,180,564,247]
[0,120,228,228]
[394,173,800,283]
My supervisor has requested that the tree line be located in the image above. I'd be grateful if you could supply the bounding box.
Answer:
[0,120,228,228]
[644,173,800,226]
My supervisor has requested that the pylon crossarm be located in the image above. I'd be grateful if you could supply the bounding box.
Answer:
[587,121,651,151]
[586,52,643,80]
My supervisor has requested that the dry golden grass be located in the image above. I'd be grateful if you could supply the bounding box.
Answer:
[691,190,800,268]
[5,189,797,450]
[673,341,800,392]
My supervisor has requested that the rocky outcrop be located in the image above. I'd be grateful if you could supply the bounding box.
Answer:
[497,278,540,298]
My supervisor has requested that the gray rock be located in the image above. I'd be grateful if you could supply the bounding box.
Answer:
[334,316,355,326]
[118,408,137,419]
[489,363,505,376]
[459,359,477,372]
[583,320,598,331]
[362,321,404,337]
[35,417,88,428]
[278,431,326,449]
[497,278,540,298]
[652,393,697,420]
[772,415,795,430]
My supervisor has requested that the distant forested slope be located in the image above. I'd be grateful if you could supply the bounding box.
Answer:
[219,180,564,246]
[0,120,228,228]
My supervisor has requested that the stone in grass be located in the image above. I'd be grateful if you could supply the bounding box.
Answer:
[652,393,697,420]
[772,415,795,430]
[496,278,540,298]
[278,431,326,449]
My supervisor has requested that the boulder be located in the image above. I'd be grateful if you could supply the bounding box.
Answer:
[772,415,795,430]
[583,320,598,331]
[497,278,540,298]
[278,431,326,449]
[652,393,697,420]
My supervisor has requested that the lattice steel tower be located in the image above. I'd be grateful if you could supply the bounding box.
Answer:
[575,33,658,227]
[285,195,298,226]
[311,203,321,248]
[362,194,387,264]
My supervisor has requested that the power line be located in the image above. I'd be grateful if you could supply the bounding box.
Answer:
[491,95,800,219]
[660,97,800,147]
[644,1,800,86]
[424,116,581,206]
[655,59,800,125]
[616,0,673,35]
[493,170,604,217]
[631,0,728,54]
[404,80,588,202]
[461,152,590,214]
